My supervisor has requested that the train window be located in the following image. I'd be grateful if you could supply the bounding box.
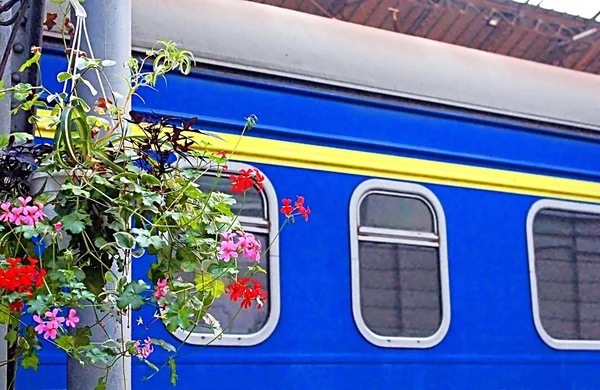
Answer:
[170,162,280,346]
[350,179,451,348]
[528,200,600,350]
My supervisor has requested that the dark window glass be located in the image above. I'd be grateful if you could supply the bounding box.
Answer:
[360,193,433,232]
[358,192,442,339]
[533,209,600,341]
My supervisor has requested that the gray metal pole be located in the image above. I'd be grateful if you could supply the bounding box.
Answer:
[0,5,11,390]
[68,1,132,390]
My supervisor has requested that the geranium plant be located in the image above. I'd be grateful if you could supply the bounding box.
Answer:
[0,2,310,389]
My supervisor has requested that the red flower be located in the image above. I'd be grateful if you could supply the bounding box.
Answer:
[280,199,294,216]
[9,300,24,312]
[230,168,265,194]
[225,278,267,310]
[215,151,227,158]
[0,257,46,297]
[299,206,311,222]
[279,196,311,222]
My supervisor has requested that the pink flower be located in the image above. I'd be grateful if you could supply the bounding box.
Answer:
[65,309,79,328]
[33,314,46,335]
[154,278,167,299]
[0,202,15,223]
[0,198,46,226]
[32,203,46,223]
[44,308,65,328]
[43,324,57,340]
[17,196,32,206]
[135,337,154,358]
[218,239,239,262]
[54,222,63,231]
[236,231,262,262]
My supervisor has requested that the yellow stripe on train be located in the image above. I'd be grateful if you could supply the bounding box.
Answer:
[34,109,600,204]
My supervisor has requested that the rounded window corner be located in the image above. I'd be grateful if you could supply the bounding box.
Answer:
[527,198,600,351]
[350,178,450,349]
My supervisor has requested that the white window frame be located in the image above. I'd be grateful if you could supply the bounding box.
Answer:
[170,161,280,346]
[527,199,600,350]
[349,179,451,348]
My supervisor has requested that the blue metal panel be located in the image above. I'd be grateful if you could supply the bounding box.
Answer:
[16,51,600,389]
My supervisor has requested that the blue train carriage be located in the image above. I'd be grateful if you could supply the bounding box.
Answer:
[24,0,600,389]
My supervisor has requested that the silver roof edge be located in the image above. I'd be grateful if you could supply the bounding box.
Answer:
[47,0,600,130]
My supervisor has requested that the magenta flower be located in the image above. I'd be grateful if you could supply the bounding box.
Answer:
[154,278,168,299]
[218,239,239,262]
[0,202,15,223]
[236,231,262,262]
[0,198,46,226]
[43,324,58,340]
[33,315,46,335]
[45,308,65,328]
[134,337,154,358]
[66,309,79,328]
[54,222,63,231]
[17,196,32,206]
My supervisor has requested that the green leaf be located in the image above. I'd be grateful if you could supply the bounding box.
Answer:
[142,192,164,207]
[61,183,91,198]
[168,358,178,386]
[141,174,161,186]
[194,274,225,298]
[152,338,176,353]
[0,132,33,149]
[74,327,92,347]
[61,211,90,234]
[57,72,71,82]
[114,232,135,250]
[117,280,150,311]
[21,351,39,371]
[94,237,109,250]
[19,51,41,72]
[5,330,17,347]
[143,359,159,372]
[55,335,74,352]
[95,377,106,390]
[0,302,11,324]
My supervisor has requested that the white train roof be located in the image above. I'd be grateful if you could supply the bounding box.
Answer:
[47,0,600,131]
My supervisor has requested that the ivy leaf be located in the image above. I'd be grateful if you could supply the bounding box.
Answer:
[61,211,90,234]
[117,280,150,310]
[61,183,91,198]
[114,232,135,250]
[141,192,163,207]
[83,346,110,365]
[21,351,39,371]
[27,295,50,315]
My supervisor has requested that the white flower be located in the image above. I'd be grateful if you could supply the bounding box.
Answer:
[203,312,222,339]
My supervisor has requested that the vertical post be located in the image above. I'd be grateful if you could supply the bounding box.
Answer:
[68,1,132,390]
[0,4,11,390]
